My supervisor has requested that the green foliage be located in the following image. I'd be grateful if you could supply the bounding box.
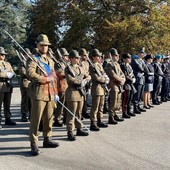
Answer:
[1,0,170,59]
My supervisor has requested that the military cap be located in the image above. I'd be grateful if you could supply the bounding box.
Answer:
[32,48,39,55]
[79,48,88,56]
[60,48,69,56]
[89,49,101,57]
[132,55,139,59]
[145,54,152,60]
[138,47,145,53]
[0,46,8,55]
[69,50,80,58]
[36,34,51,45]
[154,54,162,59]
[122,53,131,59]
[110,48,119,56]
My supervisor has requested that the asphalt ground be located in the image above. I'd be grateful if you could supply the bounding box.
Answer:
[0,87,170,170]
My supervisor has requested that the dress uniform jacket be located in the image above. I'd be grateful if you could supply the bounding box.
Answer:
[65,64,87,101]
[120,63,136,91]
[131,58,146,85]
[18,62,31,89]
[26,55,57,101]
[0,60,15,92]
[89,62,106,96]
[106,61,124,92]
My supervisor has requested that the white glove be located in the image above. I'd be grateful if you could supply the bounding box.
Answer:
[54,94,59,102]
[132,78,136,83]
[46,76,54,83]
[105,75,110,84]
[7,72,14,79]
[82,79,87,87]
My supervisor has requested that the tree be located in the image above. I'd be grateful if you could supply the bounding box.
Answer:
[0,0,30,66]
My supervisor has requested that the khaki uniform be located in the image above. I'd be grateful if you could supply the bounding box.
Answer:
[65,64,87,132]
[0,60,15,120]
[81,60,91,114]
[106,62,125,116]
[18,62,31,115]
[55,62,68,123]
[89,62,106,122]
[26,54,57,143]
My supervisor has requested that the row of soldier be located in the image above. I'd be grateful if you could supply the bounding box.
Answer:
[0,33,169,156]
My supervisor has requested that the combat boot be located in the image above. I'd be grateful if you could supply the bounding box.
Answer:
[43,137,59,148]
[114,115,124,122]
[77,129,89,136]
[90,121,100,131]
[108,116,118,125]
[122,112,131,119]
[5,118,16,125]
[134,106,141,114]
[67,131,76,141]
[53,120,63,127]
[31,142,40,156]
[97,119,108,128]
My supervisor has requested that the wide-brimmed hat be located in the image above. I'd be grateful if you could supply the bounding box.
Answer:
[79,48,88,56]
[89,49,102,57]
[36,34,51,45]
[110,48,119,56]
[0,46,8,55]
[69,50,80,58]
[60,48,69,56]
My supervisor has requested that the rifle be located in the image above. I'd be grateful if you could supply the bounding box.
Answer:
[15,50,27,67]
[109,53,124,93]
[86,55,110,93]
[56,49,86,97]
[48,48,64,71]
[4,30,47,76]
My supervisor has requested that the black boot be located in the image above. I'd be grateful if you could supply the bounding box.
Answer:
[134,106,141,114]
[68,131,76,141]
[108,116,118,125]
[77,129,89,136]
[114,115,124,122]
[90,121,100,131]
[21,113,28,122]
[138,106,146,112]
[122,112,131,119]
[97,119,108,128]
[5,118,16,125]
[82,112,90,119]
[53,120,63,127]
[31,142,40,156]
[43,137,59,148]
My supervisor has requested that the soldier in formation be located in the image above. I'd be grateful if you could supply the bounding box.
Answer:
[0,46,16,129]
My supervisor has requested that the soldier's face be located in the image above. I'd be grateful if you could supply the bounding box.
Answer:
[0,54,5,60]
[113,55,119,62]
[138,52,145,58]
[71,57,79,64]
[37,44,49,54]
[63,55,69,62]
